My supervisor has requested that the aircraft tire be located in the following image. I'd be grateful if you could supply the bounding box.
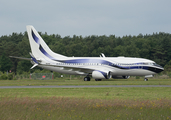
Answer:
[144,78,148,81]
[84,77,91,81]
[87,77,91,81]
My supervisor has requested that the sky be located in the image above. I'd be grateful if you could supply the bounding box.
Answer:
[1,0,171,38]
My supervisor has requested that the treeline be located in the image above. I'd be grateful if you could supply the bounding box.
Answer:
[0,31,171,74]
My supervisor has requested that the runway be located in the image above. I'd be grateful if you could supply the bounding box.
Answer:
[0,85,171,88]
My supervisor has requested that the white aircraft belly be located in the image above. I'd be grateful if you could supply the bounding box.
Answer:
[111,68,155,76]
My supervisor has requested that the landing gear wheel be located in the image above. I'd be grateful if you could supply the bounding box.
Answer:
[84,77,91,81]
[144,78,148,81]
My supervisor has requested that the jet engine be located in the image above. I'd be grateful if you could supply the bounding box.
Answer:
[92,70,111,79]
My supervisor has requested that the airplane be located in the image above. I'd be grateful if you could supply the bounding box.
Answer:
[10,25,164,81]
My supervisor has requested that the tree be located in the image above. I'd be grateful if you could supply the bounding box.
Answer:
[0,52,12,73]
[16,61,32,74]
[164,60,171,72]
[1,30,171,73]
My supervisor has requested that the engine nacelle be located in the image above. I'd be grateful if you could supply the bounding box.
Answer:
[92,70,111,79]
[112,75,130,79]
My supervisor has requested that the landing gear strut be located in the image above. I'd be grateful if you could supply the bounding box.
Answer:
[84,77,91,81]
[144,78,148,81]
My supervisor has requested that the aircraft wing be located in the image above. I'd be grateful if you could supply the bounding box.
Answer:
[45,64,95,75]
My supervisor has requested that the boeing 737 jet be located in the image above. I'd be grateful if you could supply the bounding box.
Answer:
[10,26,164,81]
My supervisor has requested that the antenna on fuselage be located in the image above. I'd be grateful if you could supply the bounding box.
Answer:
[101,53,106,58]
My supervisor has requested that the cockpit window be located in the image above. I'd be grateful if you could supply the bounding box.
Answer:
[141,62,162,68]
[143,63,149,65]
[153,63,163,68]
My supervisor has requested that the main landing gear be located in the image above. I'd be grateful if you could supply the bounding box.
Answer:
[144,78,148,81]
[84,76,91,81]
[83,77,102,81]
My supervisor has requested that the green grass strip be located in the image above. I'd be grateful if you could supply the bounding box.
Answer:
[1,87,171,100]
[0,96,171,120]
[0,78,171,86]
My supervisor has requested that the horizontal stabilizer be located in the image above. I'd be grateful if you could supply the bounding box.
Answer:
[9,56,31,61]
[30,63,38,69]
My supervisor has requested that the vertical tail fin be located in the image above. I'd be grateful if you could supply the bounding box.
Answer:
[26,25,67,61]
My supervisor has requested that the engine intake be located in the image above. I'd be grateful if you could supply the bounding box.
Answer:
[92,70,111,79]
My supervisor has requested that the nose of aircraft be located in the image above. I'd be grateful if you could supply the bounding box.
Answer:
[155,66,164,73]
[153,63,164,73]
[160,67,164,72]
[148,66,164,73]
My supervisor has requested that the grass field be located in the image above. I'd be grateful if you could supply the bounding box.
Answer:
[0,79,171,119]
[1,87,171,100]
[1,97,171,120]
[0,78,171,86]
